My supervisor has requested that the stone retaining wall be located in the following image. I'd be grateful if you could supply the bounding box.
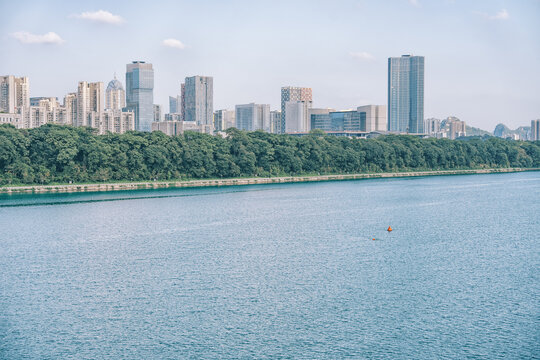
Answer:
[1,168,537,194]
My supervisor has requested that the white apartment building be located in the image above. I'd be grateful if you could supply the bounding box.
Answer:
[77,81,104,127]
[0,75,29,113]
[285,101,310,133]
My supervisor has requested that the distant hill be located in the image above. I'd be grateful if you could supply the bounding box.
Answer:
[494,123,531,139]
[466,125,492,137]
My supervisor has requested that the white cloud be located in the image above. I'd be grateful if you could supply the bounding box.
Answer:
[162,38,186,49]
[70,10,125,25]
[489,9,509,20]
[476,9,509,20]
[11,31,65,45]
[350,51,375,61]
[408,0,420,8]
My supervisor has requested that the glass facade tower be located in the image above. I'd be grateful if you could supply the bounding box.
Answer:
[126,61,154,132]
[184,76,213,129]
[388,55,424,133]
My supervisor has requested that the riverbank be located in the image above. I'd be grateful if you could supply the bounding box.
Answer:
[1,167,538,194]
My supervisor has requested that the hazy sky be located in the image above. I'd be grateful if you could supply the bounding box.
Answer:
[1,0,539,130]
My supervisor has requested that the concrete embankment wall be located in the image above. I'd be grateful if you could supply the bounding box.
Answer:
[0,168,537,194]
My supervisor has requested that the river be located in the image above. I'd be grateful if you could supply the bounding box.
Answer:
[1,172,538,358]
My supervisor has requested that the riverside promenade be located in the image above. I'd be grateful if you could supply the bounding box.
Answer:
[1,168,537,194]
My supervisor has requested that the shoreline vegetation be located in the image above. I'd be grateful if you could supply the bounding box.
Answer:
[1,124,539,193]
[1,168,537,194]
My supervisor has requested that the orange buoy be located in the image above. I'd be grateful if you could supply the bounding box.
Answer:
[372,238,376,241]
[387,226,393,232]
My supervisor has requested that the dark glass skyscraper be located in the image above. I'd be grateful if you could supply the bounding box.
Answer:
[388,55,424,133]
[126,61,154,132]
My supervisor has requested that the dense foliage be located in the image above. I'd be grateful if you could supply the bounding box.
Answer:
[1,124,539,185]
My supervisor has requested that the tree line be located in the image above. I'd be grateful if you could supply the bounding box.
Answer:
[0,124,539,185]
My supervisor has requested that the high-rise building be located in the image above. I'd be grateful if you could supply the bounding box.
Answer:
[164,113,183,122]
[388,55,424,133]
[153,104,162,122]
[445,116,466,139]
[30,97,58,108]
[358,105,387,132]
[424,118,441,136]
[235,103,270,132]
[100,110,135,134]
[21,97,70,128]
[285,101,311,133]
[0,76,15,113]
[270,110,281,134]
[184,76,213,130]
[214,109,235,131]
[280,87,312,134]
[0,75,29,113]
[105,76,125,111]
[77,81,104,127]
[15,77,29,111]
[169,96,179,114]
[64,93,77,126]
[180,83,185,120]
[532,120,540,141]
[126,61,154,132]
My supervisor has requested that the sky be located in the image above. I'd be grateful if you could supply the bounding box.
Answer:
[1,0,539,131]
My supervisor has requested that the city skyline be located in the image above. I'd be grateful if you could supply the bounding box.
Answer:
[1,0,539,130]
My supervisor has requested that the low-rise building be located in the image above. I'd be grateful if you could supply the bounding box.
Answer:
[358,105,386,132]
[151,121,208,136]
[0,113,23,128]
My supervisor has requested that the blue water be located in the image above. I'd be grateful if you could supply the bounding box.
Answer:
[1,172,539,359]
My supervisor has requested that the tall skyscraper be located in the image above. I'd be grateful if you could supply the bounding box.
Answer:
[180,83,185,120]
[184,76,213,129]
[0,75,29,113]
[105,75,125,111]
[77,81,104,127]
[280,87,312,134]
[169,96,178,114]
[126,61,154,132]
[531,119,540,141]
[388,55,424,133]
[235,103,270,132]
